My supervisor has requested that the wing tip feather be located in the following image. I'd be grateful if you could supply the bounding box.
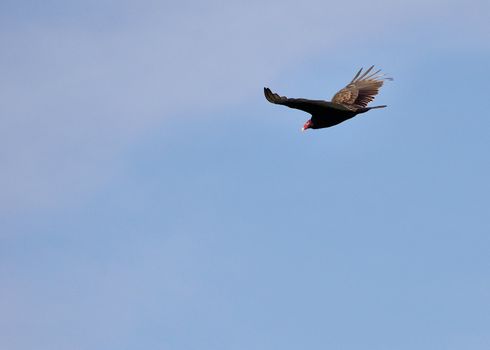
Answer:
[264,87,280,104]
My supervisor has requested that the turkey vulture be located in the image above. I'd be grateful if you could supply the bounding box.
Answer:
[264,66,392,131]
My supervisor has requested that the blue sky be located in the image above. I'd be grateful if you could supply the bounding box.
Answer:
[1,1,489,349]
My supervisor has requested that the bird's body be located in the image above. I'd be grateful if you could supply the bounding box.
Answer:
[264,66,392,130]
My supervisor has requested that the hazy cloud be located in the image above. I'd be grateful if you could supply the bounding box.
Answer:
[1,0,488,213]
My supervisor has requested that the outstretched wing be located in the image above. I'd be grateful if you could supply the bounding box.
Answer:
[331,66,392,108]
[264,87,347,115]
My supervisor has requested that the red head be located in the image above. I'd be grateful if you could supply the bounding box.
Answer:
[302,119,313,132]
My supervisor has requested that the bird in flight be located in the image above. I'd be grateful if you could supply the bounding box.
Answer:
[264,66,392,131]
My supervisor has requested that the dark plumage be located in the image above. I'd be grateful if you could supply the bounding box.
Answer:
[264,66,392,130]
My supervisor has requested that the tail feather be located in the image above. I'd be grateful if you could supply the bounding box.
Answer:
[356,105,387,114]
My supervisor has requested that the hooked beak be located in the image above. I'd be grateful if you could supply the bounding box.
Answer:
[302,120,312,132]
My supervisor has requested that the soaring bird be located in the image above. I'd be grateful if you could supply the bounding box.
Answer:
[264,66,392,131]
